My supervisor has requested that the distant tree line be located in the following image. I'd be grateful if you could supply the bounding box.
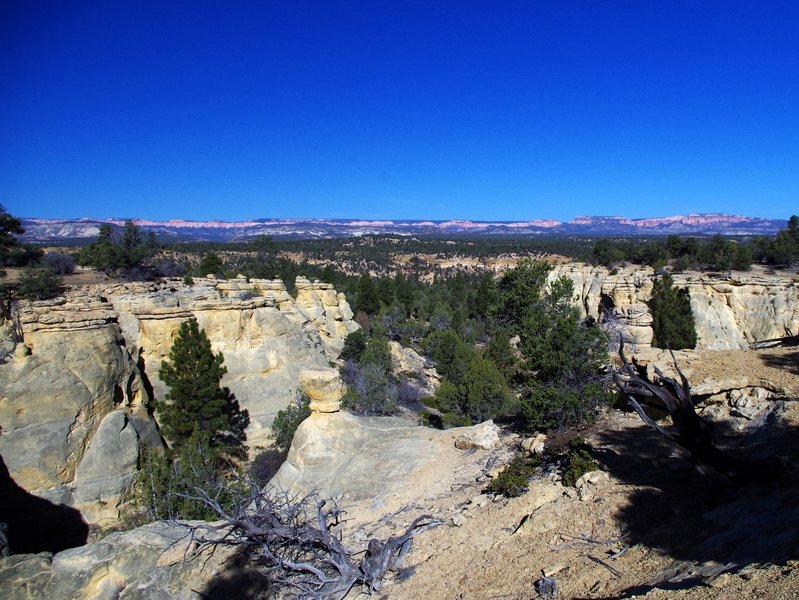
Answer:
[591,215,799,272]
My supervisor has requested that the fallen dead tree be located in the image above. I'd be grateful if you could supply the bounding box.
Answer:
[612,342,783,487]
[172,480,440,599]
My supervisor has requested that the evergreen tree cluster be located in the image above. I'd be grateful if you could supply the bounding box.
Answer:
[592,234,753,272]
[648,273,697,350]
[79,221,157,274]
[337,258,610,432]
[591,215,799,272]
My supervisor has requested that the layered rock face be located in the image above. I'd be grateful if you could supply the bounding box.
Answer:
[551,265,799,351]
[94,275,357,447]
[0,298,158,527]
[0,276,357,527]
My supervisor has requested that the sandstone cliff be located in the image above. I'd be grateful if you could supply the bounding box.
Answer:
[0,298,157,527]
[0,276,358,527]
[552,265,799,351]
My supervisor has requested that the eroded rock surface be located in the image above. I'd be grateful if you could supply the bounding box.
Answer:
[271,407,505,526]
[0,300,156,526]
[552,265,799,351]
[0,276,357,527]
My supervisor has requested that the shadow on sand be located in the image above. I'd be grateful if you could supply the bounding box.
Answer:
[590,399,799,597]
[759,348,799,376]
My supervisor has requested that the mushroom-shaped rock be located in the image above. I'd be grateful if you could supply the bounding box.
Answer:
[300,367,345,413]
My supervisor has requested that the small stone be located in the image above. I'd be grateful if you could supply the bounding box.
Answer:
[707,573,732,588]
[521,433,547,455]
[451,514,466,527]
[575,470,606,488]
[542,563,566,577]
[470,495,488,508]
[487,465,507,479]
[514,512,554,536]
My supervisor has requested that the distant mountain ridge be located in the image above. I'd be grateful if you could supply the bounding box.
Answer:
[18,213,785,242]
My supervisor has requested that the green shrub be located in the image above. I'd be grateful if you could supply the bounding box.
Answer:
[271,391,311,454]
[134,433,241,521]
[561,436,599,487]
[17,266,62,300]
[340,329,367,362]
[521,381,609,432]
[487,453,541,497]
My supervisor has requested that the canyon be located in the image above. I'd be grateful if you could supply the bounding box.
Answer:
[1,265,797,598]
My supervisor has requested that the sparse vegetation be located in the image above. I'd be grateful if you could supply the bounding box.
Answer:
[561,436,598,487]
[487,453,541,497]
[134,433,241,521]
[271,390,312,454]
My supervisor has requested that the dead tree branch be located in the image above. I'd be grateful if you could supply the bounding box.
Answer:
[172,479,440,599]
[612,341,782,487]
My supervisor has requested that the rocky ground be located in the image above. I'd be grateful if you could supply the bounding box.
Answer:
[354,346,799,599]
[2,346,797,599]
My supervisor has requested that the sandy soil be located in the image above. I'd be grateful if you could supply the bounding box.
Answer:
[359,348,799,599]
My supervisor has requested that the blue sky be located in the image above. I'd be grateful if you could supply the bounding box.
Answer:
[1,1,797,222]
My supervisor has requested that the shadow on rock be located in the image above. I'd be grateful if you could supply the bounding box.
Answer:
[201,553,271,599]
[0,455,88,554]
[591,402,799,597]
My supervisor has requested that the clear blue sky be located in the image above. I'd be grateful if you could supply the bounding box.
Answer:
[1,1,797,222]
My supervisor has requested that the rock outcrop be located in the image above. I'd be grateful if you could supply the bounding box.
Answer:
[0,276,358,527]
[0,299,157,526]
[120,276,358,446]
[0,521,235,600]
[271,368,504,526]
[552,265,799,351]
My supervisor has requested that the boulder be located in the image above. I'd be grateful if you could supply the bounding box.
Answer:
[0,319,156,525]
[454,420,500,450]
[0,522,236,600]
[271,413,504,525]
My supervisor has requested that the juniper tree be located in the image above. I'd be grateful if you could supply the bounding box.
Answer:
[156,319,249,454]
[0,204,24,277]
[493,260,609,431]
[648,273,697,350]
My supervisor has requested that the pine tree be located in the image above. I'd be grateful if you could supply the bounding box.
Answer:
[156,319,249,453]
[356,274,381,315]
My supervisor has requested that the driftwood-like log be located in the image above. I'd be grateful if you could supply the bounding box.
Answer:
[174,482,440,599]
[612,342,782,487]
